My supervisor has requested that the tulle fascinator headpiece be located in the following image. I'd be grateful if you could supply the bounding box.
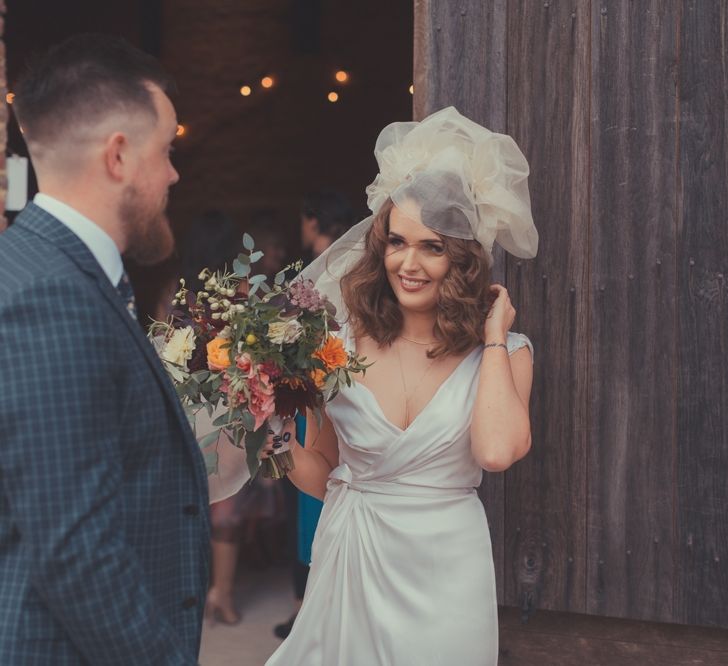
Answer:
[301,106,538,319]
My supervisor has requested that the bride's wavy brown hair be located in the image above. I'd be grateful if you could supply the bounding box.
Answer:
[341,198,492,358]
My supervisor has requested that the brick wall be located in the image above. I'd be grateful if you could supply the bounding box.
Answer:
[162,0,413,250]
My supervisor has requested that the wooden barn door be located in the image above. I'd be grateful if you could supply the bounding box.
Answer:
[414,0,728,629]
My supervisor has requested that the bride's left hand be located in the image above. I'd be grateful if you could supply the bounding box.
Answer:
[258,418,297,460]
[484,284,516,342]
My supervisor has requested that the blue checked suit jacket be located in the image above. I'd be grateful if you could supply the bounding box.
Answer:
[0,204,211,665]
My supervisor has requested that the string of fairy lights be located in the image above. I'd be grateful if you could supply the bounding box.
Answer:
[5,73,416,139]
[173,69,414,137]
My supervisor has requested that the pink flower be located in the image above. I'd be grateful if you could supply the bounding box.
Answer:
[235,353,256,379]
[259,360,283,380]
[248,371,276,430]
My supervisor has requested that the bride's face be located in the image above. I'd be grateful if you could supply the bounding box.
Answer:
[384,205,450,314]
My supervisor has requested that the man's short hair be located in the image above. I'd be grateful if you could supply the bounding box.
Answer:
[14,33,174,146]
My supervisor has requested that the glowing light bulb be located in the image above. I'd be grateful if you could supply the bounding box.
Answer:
[240,85,252,96]
[327,92,339,103]
[261,76,275,89]
[409,84,414,95]
[6,92,14,104]
[335,70,349,83]
[176,124,187,137]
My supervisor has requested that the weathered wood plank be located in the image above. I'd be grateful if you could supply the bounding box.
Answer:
[414,0,509,604]
[587,0,678,623]
[498,606,728,665]
[412,0,429,122]
[413,0,506,122]
[499,606,728,653]
[675,0,728,628]
[503,0,590,615]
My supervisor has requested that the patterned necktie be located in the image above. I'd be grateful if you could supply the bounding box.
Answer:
[117,270,138,321]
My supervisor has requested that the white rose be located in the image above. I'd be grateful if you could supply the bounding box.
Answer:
[162,326,196,369]
[267,319,304,345]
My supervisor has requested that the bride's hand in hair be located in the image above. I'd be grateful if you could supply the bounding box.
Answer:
[484,284,515,343]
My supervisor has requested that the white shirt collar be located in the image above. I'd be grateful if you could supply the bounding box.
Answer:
[34,193,124,287]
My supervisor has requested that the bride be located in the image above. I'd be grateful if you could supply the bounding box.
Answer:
[262,107,538,665]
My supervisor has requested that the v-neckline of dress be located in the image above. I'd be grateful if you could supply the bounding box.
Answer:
[352,345,481,434]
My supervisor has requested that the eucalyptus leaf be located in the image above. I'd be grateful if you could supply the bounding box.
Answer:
[233,259,251,277]
[274,271,286,286]
[322,374,338,393]
[198,429,221,449]
[203,450,219,476]
[192,370,210,383]
[249,274,267,285]
[241,410,256,431]
[249,250,264,263]
[246,449,261,479]
[244,424,268,478]
[243,233,255,250]
[183,403,198,428]
[236,253,251,265]
[212,412,231,427]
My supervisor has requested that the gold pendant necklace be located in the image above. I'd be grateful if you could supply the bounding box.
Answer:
[395,339,437,429]
[399,334,437,346]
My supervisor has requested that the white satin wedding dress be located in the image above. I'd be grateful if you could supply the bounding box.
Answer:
[265,330,533,666]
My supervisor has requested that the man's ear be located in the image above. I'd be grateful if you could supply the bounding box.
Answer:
[104,132,128,182]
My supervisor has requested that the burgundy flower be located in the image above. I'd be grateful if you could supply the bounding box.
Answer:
[273,378,318,418]
[188,341,208,373]
[260,360,283,380]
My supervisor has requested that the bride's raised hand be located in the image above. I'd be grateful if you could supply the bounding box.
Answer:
[484,284,515,343]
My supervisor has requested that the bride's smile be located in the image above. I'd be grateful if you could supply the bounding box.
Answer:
[384,204,450,314]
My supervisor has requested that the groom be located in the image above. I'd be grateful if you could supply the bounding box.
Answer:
[0,35,209,664]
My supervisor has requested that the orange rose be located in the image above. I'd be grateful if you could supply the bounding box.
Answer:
[314,336,348,371]
[310,368,327,389]
[206,337,232,371]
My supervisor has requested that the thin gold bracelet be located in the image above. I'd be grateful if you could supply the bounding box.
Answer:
[484,342,508,351]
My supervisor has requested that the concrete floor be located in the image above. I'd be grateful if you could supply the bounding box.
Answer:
[199,565,293,666]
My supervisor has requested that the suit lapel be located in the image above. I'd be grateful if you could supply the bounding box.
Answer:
[14,204,210,501]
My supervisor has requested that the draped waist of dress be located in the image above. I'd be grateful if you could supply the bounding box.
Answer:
[326,462,475,499]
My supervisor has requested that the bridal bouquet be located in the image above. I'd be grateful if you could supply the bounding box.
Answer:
[149,233,367,480]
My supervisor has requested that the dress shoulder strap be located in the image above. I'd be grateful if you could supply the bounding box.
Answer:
[506,331,534,363]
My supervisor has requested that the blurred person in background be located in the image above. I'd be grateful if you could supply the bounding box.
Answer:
[300,189,356,263]
[248,209,289,277]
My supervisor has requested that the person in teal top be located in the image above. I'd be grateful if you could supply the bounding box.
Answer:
[295,414,323,567]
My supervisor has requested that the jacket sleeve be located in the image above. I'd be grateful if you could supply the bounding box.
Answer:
[0,279,198,665]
